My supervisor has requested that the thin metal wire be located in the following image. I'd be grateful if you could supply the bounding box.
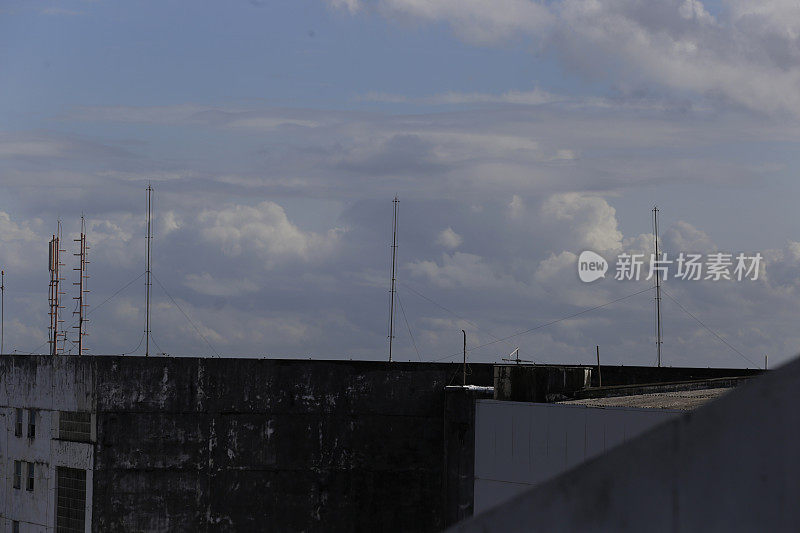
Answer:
[661,288,757,368]
[396,290,422,361]
[152,273,221,358]
[431,285,655,362]
[399,280,521,351]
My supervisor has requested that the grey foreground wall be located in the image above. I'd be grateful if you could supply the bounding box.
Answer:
[473,400,679,514]
[449,356,800,532]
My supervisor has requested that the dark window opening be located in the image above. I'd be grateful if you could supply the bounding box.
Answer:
[56,467,86,533]
[13,460,21,489]
[58,412,92,442]
[14,408,22,437]
[27,409,36,439]
[26,462,34,491]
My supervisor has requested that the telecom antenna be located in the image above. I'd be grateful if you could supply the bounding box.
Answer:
[653,206,663,367]
[48,221,66,356]
[387,196,399,362]
[501,348,534,365]
[73,216,89,355]
[145,184,153,357]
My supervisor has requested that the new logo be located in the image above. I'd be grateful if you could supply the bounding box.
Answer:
[578,251,608,283]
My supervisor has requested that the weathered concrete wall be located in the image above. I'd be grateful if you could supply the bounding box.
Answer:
[449,358,800,532]
[91,357,494,532]
[0,356,95,532]
[494,366,591,403]
[591,365,761,388]
[443,387,493,525]
[494,364,762,402]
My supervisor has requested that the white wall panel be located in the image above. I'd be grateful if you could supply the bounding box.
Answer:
[474,400,678,513]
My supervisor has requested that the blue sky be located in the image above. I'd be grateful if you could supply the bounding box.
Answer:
[2,0,800,367]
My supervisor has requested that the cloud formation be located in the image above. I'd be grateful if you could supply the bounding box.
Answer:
[331,0,800,117]
[197,202,344,266]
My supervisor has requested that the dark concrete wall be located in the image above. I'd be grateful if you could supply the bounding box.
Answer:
[591,365,762,387]
[494,364,762,403]
[494,365,591,402]
[443,387,493,525]
[91,357,494,533]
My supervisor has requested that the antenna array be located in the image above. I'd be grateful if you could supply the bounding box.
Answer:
[73,216,89,355]
[48,222,66,355]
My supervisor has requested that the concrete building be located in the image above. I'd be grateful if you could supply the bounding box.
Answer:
[0,355,761,532]
[0,356,497,532]
[473,373,750,513]
[450,357,800,532]
[0,357,94,533]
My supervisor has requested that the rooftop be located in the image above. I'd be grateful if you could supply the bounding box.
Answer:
[558,387,732,410]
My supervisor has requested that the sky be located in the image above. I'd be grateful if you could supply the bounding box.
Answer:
[1,0,800,367]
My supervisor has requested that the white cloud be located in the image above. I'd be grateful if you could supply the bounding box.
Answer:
[509,195,525,219]
[542,193,623,252]
[0,212,41,269]
[662,221,715,253]
[225,117,320,130]
[361,88,560,106]
[377,0,554,44]
[407,252,526,291]
[184,273,260,297]
[0,140,64,158]
[160,211,181,236]
[197,201,343,266]
[0,212,38,242]
[436,227,463,249]
[334,0,800,117]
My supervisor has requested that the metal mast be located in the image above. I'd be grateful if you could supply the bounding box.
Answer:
[1,269,4,355]
[653,206,663,367]
[73,216,89,355]
[387,196,398,362]
[145,184,153,357]
[462,330,467,387]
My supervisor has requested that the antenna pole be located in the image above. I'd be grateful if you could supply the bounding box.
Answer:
[596,345,602,387]
[49,234,56,355]
[1,269,4,355]
[73,216,89,355]
[388,196,398,362]
[462,330,467,387]
[653,206,663,368]
[145,184,153,357]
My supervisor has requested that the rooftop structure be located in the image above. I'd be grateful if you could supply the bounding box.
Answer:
[0,355,762,532]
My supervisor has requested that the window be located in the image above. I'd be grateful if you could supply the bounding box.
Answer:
[26,462,34,491]
[12,521,19,533]
[27,410,36,439]
[56,467,86,533]
[14,408,22,437]
[13,460,21,489]
[58,412,92,442]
